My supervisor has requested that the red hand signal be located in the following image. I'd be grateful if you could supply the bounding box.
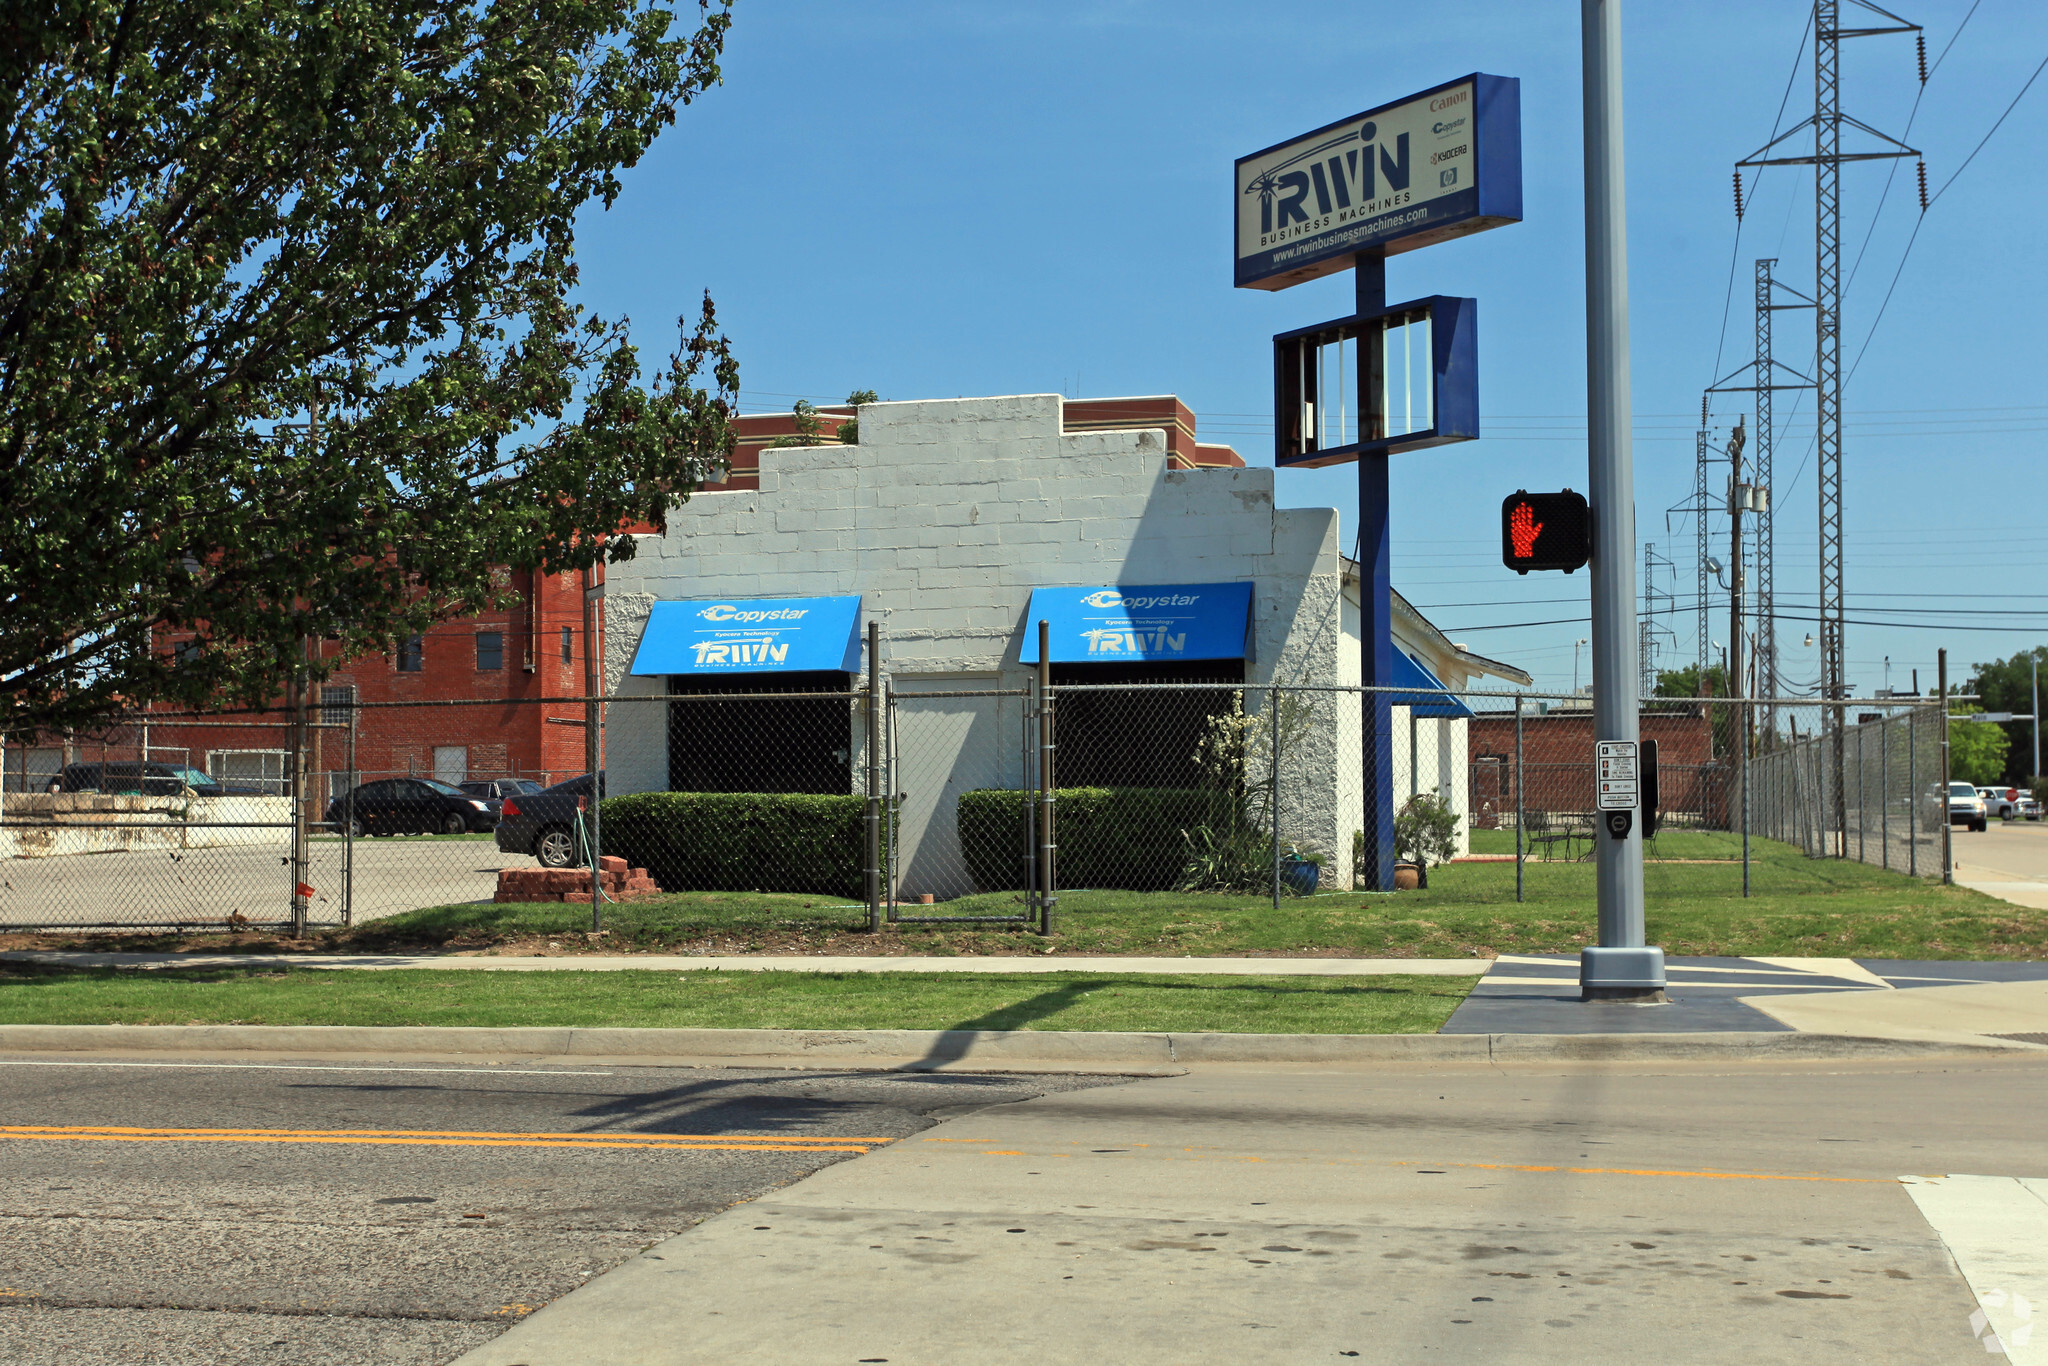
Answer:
[1509,501,1543,558]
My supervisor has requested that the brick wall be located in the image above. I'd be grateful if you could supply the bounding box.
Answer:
[1466,708,1725,824]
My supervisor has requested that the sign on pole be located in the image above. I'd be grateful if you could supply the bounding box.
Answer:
[1595,740,1638,810]
[1234,74,1522,291]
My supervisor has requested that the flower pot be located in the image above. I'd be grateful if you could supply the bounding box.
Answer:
[1393,862,1422,891]
[1280,859,1320,897]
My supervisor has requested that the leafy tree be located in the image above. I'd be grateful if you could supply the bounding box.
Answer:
[1394,793,1460,889]
[768,399,822,449]
[837,389,878,446]
[1654,664,1728,699]
[1948,707,2013,787]
[2,0,738,736]
[1966,647,2048,785]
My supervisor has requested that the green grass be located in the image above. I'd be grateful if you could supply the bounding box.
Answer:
[0,965,1471,1035]
[26,832,2041,963]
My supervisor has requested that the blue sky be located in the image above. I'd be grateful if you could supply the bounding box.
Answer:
[573,1,2048,699]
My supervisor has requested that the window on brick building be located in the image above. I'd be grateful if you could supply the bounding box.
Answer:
[476,631,504,671]
[172,637,201,664]
[561,626,574,665]
[320,684,356,728]
[397,636,424,672]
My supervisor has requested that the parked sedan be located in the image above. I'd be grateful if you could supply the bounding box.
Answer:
[325,778,495,837]
[457,778,544,819]
[494,773,604,868]
[1949,781,1989,833]
[46,762,228,798]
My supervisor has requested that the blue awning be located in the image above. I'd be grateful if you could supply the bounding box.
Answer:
[1391,651,1473,719]
[630,596,863,675]
[1020,582,1254,664]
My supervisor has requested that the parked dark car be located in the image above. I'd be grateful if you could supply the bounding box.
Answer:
[458,778,545,819]
[494,773,605,868]
[46,762,227,798]
[325,777,495,837]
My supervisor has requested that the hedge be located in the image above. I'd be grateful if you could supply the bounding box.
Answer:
[956,787,1242,893]
[597,792,871,898]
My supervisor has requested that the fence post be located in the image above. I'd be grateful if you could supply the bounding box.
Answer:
[288,644,310,938]
[1271,686,1282,912]
[1908,704,1918,878]
[865,620,881,934]
[590,702,604,933]
[343,699,356,928]
[1513,694,1525,904]
[1881,711,1891,872]
[1037,620,1056,936]
[1939,649,1952,885]
[1741,698,1751,898]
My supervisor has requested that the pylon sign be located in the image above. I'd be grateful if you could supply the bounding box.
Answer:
[1501,490,1590,574]
[1234,74,1522,292]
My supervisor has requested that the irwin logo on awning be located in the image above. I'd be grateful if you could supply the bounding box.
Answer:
[691,638,790,666]
[1083,629,1188,654]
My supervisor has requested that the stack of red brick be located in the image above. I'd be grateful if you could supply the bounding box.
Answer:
[496,856,663,904]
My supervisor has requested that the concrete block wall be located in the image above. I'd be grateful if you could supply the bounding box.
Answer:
[602,396,1353,894]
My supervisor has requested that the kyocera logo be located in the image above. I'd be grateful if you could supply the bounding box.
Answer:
[1081,590,1198,610]
[1432,117,1466,136]
[1247,118,1413,239]
[691,637,789,666]
[1430,145,1467,167]
[698,604,808,624]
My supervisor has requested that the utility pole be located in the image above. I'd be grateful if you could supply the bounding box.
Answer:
[1579,0,1661,1001]
[1727,418,1748,832]
[1739,0,1921,856]
[1694,412,1710,676]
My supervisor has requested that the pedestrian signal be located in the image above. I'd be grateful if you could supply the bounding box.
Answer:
[1501,490,1590,574]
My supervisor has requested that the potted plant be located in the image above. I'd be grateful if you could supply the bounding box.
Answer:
[1394,793,1461,889]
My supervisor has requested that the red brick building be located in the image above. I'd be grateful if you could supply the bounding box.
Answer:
[1466,706,1726,829]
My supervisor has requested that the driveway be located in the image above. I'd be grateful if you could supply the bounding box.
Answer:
[0,836,533,930]
[1951,818,2048,908]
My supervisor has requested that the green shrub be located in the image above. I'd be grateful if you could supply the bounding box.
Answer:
[957,788,1241,893]
[598,792,871,898]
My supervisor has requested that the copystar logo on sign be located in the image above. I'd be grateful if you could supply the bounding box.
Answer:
[698,604,809,624]
[1081,590,1200,610]
[690,637,789,666]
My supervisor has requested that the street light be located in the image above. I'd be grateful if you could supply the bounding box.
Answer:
[1573,638,1589,696]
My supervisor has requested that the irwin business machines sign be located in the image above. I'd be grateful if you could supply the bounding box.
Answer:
[1234,73,1521,291]
[1021,583,1254,663]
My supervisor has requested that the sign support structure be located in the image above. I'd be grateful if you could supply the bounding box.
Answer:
[1355,255,1397,891]
[1579,0,1663,999]
[1239,74,1520,894]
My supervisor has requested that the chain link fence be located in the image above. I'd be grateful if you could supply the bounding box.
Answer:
[1,682,1959,933]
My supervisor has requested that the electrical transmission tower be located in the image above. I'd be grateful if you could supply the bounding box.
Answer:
[1737,0,1922,855]
[1708,261,1814,729]
[1640,542,1677,696]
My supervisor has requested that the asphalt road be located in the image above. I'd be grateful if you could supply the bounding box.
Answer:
[0,1056,1118,1365]
[0,835,527,931]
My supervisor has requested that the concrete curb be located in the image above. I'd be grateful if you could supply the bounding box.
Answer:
[0,1023,2031,1068]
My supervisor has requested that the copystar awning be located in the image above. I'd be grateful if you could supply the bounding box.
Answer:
[1392,651,1474,719]
[629,596,863,675]
[1020,582,1253,664]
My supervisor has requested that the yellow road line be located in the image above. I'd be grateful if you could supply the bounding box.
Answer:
[8,1130,888,1146]
[0,1124,887,1153]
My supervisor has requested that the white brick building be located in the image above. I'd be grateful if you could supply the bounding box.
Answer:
[603,394,1526,894]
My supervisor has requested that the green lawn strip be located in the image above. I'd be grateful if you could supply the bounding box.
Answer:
[0,966,1470,1035]
[24,834,2040,962]
[1467,827,1749,860]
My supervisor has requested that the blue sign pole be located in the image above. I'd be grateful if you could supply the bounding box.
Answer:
[1356,253,1396,891]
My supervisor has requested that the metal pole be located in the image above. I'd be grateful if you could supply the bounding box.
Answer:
[2034,656,2040,780]
[1881,708,1890,871]
[1908,703,1917,878]
[1271,686,1282,911]
[1037,620,1057,936]
[289,642,310,937]
[865,620,881,933]
[1356,254,1396,891]
[1939,649,1952,885]
[1514,694,1525,904]
[1741,699,1751,897]
[590,701,603,932]
[1579,0,1661,999]
[344,699,356,928]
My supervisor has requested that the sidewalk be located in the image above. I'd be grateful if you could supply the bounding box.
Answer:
[448,1040,2048,1366]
